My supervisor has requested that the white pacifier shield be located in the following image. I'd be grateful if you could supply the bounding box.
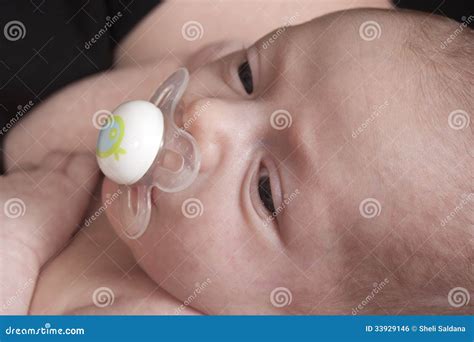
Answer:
[96,100,164,185]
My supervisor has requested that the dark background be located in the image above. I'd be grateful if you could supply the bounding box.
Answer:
[0,0,471,173]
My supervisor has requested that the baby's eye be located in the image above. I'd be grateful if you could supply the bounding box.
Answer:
[258,175,275,215]
[238,61,253,94]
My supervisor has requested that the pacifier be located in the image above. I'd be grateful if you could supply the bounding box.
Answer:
[96,68,200,238]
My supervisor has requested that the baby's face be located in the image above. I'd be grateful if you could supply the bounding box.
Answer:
[104,9,470,313]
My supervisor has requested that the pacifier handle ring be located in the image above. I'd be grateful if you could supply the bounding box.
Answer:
[150,68,189,111]
[146,68,201,193]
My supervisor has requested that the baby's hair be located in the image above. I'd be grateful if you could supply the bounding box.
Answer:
[399,12,473,194]
[405,13,474,131]
[349,10,474,314]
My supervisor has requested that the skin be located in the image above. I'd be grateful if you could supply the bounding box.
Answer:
[2,4,472,315]
[105,9,472,314]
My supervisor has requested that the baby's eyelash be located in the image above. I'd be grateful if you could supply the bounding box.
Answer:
[238,60,253,94]
[258,175,275,214]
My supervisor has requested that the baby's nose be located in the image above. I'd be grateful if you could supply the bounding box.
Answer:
[181,98,223,173]
[181,97,241,173]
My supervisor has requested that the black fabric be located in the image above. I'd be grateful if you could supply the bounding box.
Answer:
[394,0,473,27]
[0,0,160,173]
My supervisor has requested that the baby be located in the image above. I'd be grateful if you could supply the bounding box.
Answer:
[2,4,473,315]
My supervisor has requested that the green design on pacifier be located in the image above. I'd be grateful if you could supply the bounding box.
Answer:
[96,115,127,160]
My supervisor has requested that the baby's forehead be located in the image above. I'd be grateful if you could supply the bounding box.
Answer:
[256,7,472,133]
[268,8,413,60]
[259,10,429,103]
[259,33,371,111]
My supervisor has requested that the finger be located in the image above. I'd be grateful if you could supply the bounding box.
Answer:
[40,152,99,191]
[65,152,99,188]
[42,151,71,172]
